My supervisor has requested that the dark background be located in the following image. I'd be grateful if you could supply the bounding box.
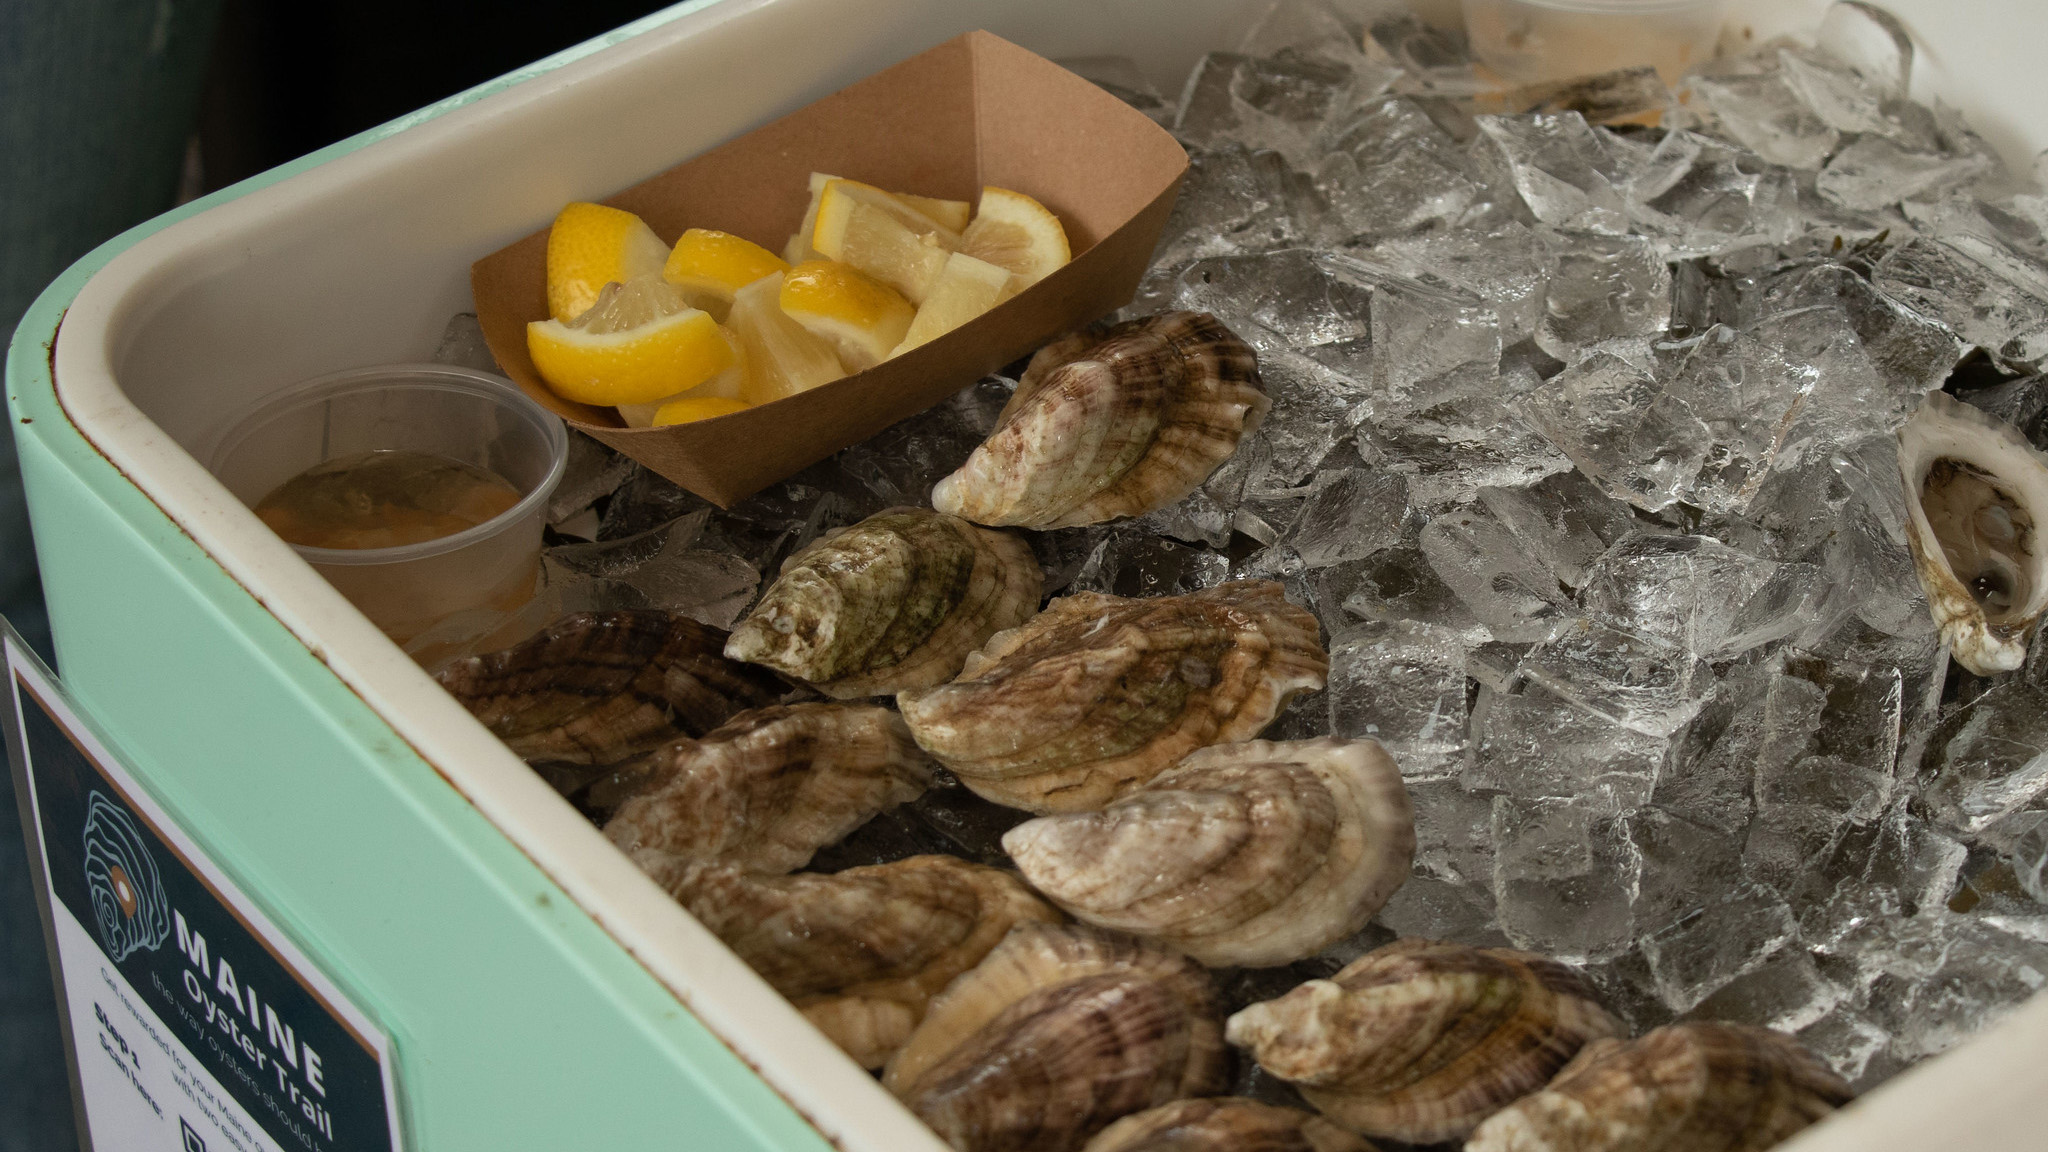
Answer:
[1,1,674,1146]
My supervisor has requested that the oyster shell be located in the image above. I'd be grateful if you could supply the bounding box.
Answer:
[932,311,1269,529]
[436,610,787,766]
[1003,739,1414,967]
[603,703,935,874]
[641,853,1061,1069]
[1464,1021,1852,1152]
[884,922,1228,1152]
[898,581,1328,814]
[1225,939,1624,1144]
[1897,391,2048,674]
[1082,1098,1376,1152]
[725,508,1043,698]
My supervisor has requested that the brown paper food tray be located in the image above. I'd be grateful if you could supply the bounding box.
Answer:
[473,30,1190,508]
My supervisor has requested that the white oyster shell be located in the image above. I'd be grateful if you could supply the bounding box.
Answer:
[1003,739,1414,967]
[1897,391,2048,674]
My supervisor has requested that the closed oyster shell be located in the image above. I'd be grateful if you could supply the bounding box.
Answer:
[884,923,1228,1152]
[641,853,1061,1069]
[932,312,1269,529]
[1082,1098,1376,1152]
[1464,1021,1852,1152]
[898,581,1328,814]
[603,703,935,874]
[1225,939,1624,1144]
[436,610,787,765]
[1897,391,2048,674]
[1004,739,1414,967]
[725,508,1043,698]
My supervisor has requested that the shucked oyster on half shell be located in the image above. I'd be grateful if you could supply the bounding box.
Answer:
[1003,739,1414,967]
[883,922,1228,1152]
[932,311,1270,530]
[639,853,1060,1070]
[1082,1098,1377,1152]
[1897,391,2048,674]
[898,581,1328,814]
[1464,1021,1852,1152]
[435,610,787,766]
[1225,939,1624,1144]
[725,508,1043,699]
[602,703,935,874]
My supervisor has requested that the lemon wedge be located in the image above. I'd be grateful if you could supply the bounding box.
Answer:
[546,202,671,322]
[812,179,958,304]
[779,260,916,370]
[729,273,846,405]
[890,252,1015,357]
[528,275,735,406]
[616,343,748,427]
[664,229,789,313]
[899,192,972,234]
[652,395,752,425]
[959,187,1071,291]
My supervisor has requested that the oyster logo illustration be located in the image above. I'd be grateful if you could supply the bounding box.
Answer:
[82,791,171,960]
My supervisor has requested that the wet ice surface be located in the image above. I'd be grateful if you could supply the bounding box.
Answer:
[443,0,2048,1100]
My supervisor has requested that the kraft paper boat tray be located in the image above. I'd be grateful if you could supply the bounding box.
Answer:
[473,30,1190,507]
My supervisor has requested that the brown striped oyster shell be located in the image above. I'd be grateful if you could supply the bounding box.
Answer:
[897,581,1328,814]
[884,922,1228,1152]
[1464,1021,1852,1152]
[1225,939,1624,1144]
[602,703,935,874]
[641,853,1060,1070]
[1082,1098,1376,1152]
[1004,739,1414,967]
[725,508,1043,698]
[435,610,787,766]
[931,311,1269,529]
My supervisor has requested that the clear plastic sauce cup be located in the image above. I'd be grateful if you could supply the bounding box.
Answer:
[208,364,569,645]
[1461,0,1730,85]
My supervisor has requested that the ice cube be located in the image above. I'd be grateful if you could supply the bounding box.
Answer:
[1148,145,1318,266]
[1536,233,1674,361]
[547,433,637,530]
[1631,805,1749,936]
[1873,236,2048,372]
[543,513,761,630]
[1317,97,1482,239]
[1516,619,1714,738]
[1774,47,1894,137]
[1357,393,1573,512]
[1625,131,1801,261]
[1654,663,1768,835]
[1818,135,1995,212]
[1514,353,1709,512]
[1252,348,1374,484]
[1068,530,1231,599]
[1861,802,1968,915]
[1687,72,1840,170]
[1058,55,1176,125]
[1491,794,1642,963]
[1336,545,1492,643]
[1921,681,2048,835]
[1368,222,1551,345]
[1641,883,1800,1013]
[1320,255,1502,415]
[1168,248,1372,359]
[1797,1005,1897,1087]
[1327,619,1470,780]
[1464,683,1666,813]
[1285,468,1410,568]
[1373,876,1508,946]
[1474,112,1631,234]
[1761,264,1961,418]
[432,312,498,372]
[1419,503,1574,642]
[1664,322,1818,514]
[1688,946,1847,1033]
[1580,533,1784,656]
[1474,470,1636,591]
[1867,916,2048,1062]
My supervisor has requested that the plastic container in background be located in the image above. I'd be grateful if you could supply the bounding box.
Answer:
[1462,0,1729,83]
[208,364,567,644]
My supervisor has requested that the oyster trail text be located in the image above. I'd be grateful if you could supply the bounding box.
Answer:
[175,910,336,1141]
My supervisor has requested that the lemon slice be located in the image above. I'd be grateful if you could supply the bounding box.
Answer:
[959,187,1071,290]
[779,260,916,370]
[528,275,735,406]
[729,272,846,405]
[890,252,1014,357]
[546,202,671,322]
[664,229,789,312]
[813,181,957,304]
[652,395,752,426]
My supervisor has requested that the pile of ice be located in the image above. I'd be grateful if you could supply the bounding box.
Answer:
[432,0,2048,1096]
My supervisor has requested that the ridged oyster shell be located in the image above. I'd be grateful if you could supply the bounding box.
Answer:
[884,923,1228,1152]
[1082,1098,1376,1152]
[1896,391,2048,674]
[898,581,1328,814]
[1004,739,1414,967]
[725,508,1043,698]
[640,854,1060,1069]
[1464,1021,1852,1152]
[1225,939,1625,1144]
[932,311,1269,529]
[603,703,935,874]
[436,610,786,765]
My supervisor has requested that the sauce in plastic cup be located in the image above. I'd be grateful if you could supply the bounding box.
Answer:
[1461,0,1729,85]
[208,364,568,644]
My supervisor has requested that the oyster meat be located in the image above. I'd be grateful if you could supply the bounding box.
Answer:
[1082,1098,1376,1152]
[435,610,787,766]
[603,703,935,874]
[1897,391,2048,674]
[1464,1021,1852,1152]
[640,853,1061,1070]
[1225,939,1624,1144]
[884,922,1228,1152]
[898,581,1328,813]
[931,311,1269,529]
[725,508,1043,698]
[1003,739,1414,967]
